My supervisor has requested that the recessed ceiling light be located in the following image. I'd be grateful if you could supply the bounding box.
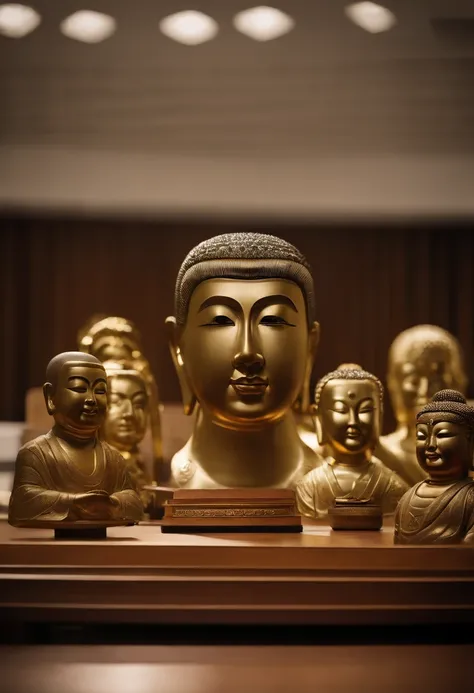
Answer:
[0,3,41,38]
[345,2,397,34]
[159,10,218,45]
[60,10,117,44]
[233,6,294,42]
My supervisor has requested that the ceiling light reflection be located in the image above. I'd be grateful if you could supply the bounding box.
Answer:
[0,3,41,38]
[159,11,218,45]
[345,2,397,34]
[60,10,117,44]
[233,6,294,42]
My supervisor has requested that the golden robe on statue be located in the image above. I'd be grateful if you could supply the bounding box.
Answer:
[296,458,408,519]
[9,431,143,525]
[394,479,474,545]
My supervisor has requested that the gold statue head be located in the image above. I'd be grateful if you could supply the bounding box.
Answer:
[387,325,467,428]
[78,316,143,363]
[314,364,383,457]
[43,351,108,439]
[167,232,320,429]
[416,390,474,482]
[102,361,149,452]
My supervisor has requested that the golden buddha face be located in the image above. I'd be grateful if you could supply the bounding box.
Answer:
[389,345,462,424]
[173,278,316,429]
[103,373,148,450]
[318,378,380,454]
[416,417,472,481]
[45,363,108,435]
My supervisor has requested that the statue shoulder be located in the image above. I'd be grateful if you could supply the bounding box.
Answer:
[301,442,325,475]
[372,456,410,492]
[16,433,51,461]
[298,459,328,487]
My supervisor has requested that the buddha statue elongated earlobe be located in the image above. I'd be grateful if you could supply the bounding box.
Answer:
[43,382,55,415]
[314,411,325,445]
[294,321,320,413]
[165,316,197,416]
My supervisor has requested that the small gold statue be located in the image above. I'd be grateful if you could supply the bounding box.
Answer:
[295,362,361,458]
[167,232,321,489]
[296,365,408,519]
[8,352,143,533]
[394,390,474,544]
[78,315,164,483]
[101,360,152,510]
[377,324,467,486]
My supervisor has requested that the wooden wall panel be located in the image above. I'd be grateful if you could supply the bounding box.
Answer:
[1,218,473,433]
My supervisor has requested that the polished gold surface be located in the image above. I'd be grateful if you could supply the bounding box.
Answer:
[8,352,143,529]
[296,366,408,520]
[394,389,474,544]
[378,324,467,486]
[78,315,164,483]
[167,232,321,489]
[101,361,152,510]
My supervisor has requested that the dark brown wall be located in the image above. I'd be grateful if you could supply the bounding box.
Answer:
[1,216,473,431]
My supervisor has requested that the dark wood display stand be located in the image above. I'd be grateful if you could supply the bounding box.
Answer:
[1,518,474,631]
[161,488,302,533]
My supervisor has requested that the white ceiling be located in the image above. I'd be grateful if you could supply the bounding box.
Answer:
[1,0,473,156]
[0,1,473,216]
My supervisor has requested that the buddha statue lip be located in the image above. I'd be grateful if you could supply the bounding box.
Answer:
[425,454,443,467]
[116,422,135,432]
[345,425,363,440]
[230,375,269,397]
[81,407,99,418]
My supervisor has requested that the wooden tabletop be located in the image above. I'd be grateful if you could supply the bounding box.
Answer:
[1,519,473,628]
[1,644,473,693]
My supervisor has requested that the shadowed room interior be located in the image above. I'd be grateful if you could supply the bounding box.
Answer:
[1,0,474,684]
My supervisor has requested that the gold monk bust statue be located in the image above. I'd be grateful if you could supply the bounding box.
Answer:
[394,390,474,544]
[167,232,321,489]
[377,325,467,486]
[296,365,408,518]
[101,361,152,509]
[8,352,143,528]
[78,315,164,483]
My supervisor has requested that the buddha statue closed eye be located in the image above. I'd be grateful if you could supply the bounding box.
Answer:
[78,315,164,484]
[167,232,321,489]
[296,365,408,519]
[376,325,467,486]
[394,390,474,544]
[8,352,143,528]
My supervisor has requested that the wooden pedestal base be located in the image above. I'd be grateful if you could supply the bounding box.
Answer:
[11,519,135,540]
[161,488,302,533]
[328,501,383,531]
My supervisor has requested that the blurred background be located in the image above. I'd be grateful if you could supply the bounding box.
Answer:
[1,0,474,431]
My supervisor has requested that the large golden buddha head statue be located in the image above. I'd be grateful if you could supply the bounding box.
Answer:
[387,325,467,428]
[167,232,320,430]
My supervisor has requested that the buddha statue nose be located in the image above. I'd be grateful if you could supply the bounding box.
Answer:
[232,350,265,377]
